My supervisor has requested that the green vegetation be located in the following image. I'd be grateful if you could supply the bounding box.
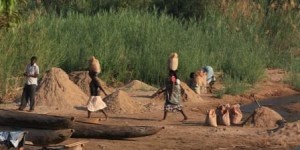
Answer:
[0,0,27,28]
[213,89,225,99]
[285,57,300,90]
[1,0,300,98]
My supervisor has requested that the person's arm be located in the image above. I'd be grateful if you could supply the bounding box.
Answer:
[151,87,166,98]
[169,84,174,98]
[99,84,108,96]
[23,64,28,76]
[27,73,38,78]
[28,65,39,78]
[157,87,167,95]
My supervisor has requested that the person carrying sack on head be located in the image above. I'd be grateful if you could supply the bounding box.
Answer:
[160,71,188,121]
[18,56,39,112]
[156,52,188,121]
[87,56,108,120]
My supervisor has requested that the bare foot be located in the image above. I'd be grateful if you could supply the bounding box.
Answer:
[17,108,25,111]
[100,117,108,121]
[159,119,166,122]
[181,118,188,122]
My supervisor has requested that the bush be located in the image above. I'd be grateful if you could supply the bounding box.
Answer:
[285,57,300,90]
[223,77,252,95]
[213,89,226,99]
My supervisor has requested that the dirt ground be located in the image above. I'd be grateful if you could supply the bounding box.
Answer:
[1,69,300,150]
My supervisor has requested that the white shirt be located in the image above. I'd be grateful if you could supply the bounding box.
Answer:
[25,63,39,85]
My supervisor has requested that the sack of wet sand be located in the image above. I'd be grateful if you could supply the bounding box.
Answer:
[89,56,101,73]
[216,104,231,126]
[229,104,243,125]
[168,52,178,71]
[205,109,218,127]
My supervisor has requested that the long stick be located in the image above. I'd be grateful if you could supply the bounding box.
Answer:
[254,99,261,108]
[242,94,261,126]
[251,94,262,108]
[241,112,255,126]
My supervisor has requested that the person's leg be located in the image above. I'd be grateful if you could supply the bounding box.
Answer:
[29,85,37,111]
[161,111,168,121]
[179,110,188,121]
[208,81,215,93]
[19,85,29,110]
[100,110,108,120]
[210,76,216,92]
[17,134,25,150]
[18,146,24,150]
[87,111,91,118]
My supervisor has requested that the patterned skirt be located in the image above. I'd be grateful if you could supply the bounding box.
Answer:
[164,104,183,112]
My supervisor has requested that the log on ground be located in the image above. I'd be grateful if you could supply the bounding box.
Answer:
[0,109,74,130]
[71,122,164,139]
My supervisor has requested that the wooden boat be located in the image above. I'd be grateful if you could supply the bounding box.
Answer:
[75,117,101,124]
[0,109,74,130]
[72,122,164,139]
[0,109,163,140]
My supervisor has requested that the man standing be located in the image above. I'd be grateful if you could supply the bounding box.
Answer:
[18,56,39,112]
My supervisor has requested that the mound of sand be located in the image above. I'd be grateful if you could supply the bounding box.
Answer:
[121,80,158,91]
[252,107,283,128]
[152,82,203,102]
[180,82,203,102]
[36,68,87,110]
[68,71,114,97]
[103,90,142,114]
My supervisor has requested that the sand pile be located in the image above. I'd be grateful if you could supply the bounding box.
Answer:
[103,90,142,114]
[180,82,203,102]
[252,107,283,128]
[121,80,158,91]
[152,82,203,102]
[36,68,87,110]
[68,71,114,97]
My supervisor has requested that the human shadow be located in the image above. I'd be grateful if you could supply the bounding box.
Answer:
[74,106,87,111]
[168,121,204,126]
[131,95,154,99]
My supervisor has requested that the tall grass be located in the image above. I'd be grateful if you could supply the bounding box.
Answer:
[0,7,299,98]
[286,56,300,90]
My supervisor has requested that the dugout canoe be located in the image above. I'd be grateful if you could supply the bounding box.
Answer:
[0,126,74,146]
[72,122,164,139]
[0,109,74,130]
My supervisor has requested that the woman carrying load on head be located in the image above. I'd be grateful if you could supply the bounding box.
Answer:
[86,56,108,120]
[154,53,188,121]
[162,70,188,121]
